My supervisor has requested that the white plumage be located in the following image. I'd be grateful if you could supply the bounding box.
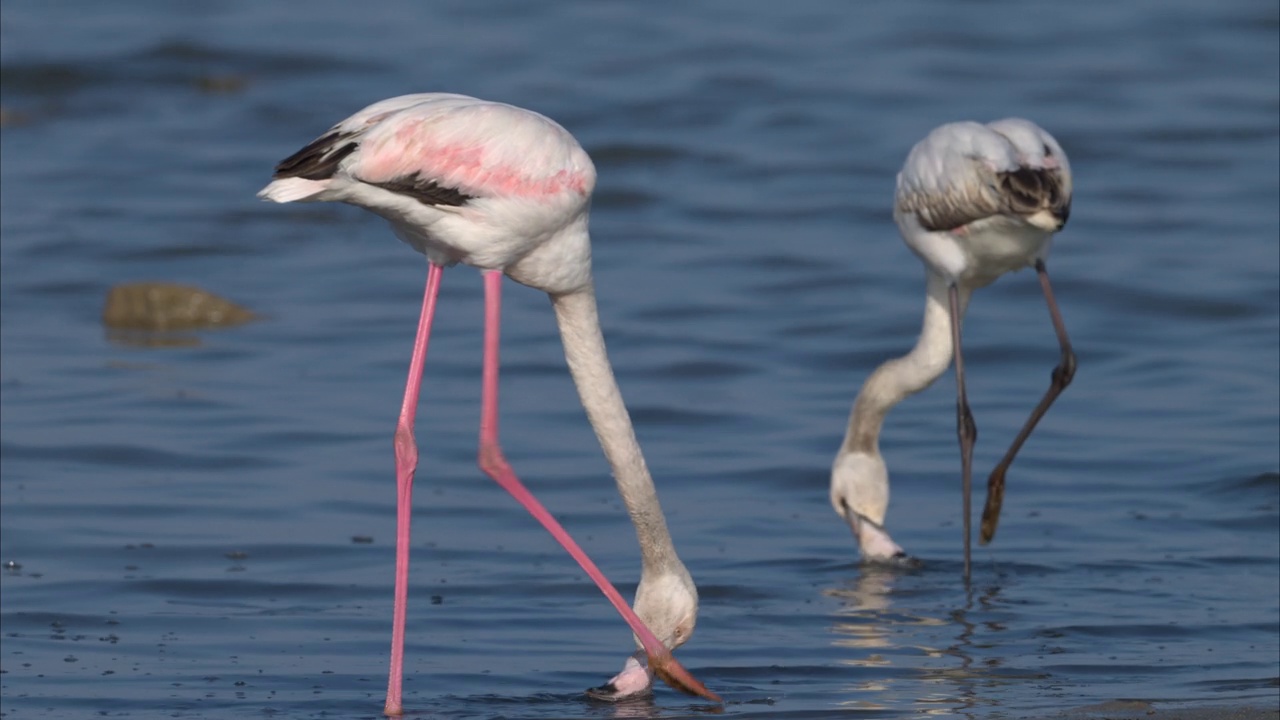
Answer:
[259,93,717,713]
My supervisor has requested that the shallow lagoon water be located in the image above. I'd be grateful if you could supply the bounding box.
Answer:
[1,2,1277,718]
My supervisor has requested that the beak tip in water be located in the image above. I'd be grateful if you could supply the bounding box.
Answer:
[651,653,723,704]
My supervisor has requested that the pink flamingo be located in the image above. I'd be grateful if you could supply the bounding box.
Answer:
[258,93,719,715]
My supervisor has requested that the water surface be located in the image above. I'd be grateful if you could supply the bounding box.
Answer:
[2,2,1277,718]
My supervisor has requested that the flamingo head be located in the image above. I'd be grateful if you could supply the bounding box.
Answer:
[587,568,709,702]
[831,451,914,564]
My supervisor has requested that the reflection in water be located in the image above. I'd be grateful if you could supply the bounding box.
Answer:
[824,568,1013,717]
[825,566,953,654]
[823,566,919,713]
[104,329,204,348]
[587,695,658,719]
[587,693,724,719]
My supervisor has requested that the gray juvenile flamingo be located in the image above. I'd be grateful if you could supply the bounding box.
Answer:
[830,119,1076,580]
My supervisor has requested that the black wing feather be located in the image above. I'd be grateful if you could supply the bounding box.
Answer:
[272,130,476,208]
[272,131,359,181]
[367,172,474,207]
[998,167,1071,226]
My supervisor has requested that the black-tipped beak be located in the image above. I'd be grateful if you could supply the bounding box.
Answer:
[1053,200,1071,229]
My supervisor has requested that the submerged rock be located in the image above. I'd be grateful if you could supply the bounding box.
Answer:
[102,282,257,332]
[0,106,33,128]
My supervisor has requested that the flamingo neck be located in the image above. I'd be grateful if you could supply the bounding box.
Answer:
[842,272,967,456]
[551,287,681,575]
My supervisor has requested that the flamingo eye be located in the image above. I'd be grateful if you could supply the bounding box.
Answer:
[1043,143,1053,156]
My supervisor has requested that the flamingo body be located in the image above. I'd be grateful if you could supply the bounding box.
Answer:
[895,119,1072,285]
[261,94,596,293]
[259,93,715,713]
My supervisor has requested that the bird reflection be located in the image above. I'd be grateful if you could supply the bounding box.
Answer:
[586,694,658,719]
[825,566,945,655]
[587,691,724,718]
[824,567,1010,717]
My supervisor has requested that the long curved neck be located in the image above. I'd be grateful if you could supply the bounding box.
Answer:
[842,272,968,455]
[551,286,680,575]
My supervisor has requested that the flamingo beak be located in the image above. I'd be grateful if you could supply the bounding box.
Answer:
[1027,208,1067,232]
[842,504,915,566]
[649,648,722,703]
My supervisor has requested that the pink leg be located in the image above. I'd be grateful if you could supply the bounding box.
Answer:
[475,272,719,703]
[385,262,443,717]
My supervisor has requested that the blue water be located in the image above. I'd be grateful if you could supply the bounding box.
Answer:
[2,2,1277,718]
